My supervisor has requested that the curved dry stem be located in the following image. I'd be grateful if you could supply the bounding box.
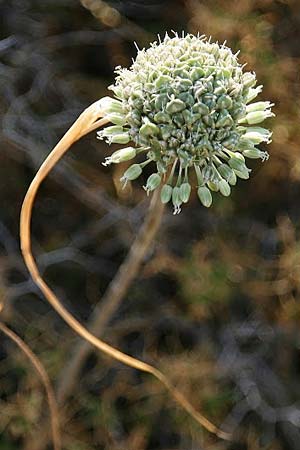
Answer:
[0,321,61,450]
[19,99,231,441]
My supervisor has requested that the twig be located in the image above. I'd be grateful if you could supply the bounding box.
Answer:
[0,321,61,450]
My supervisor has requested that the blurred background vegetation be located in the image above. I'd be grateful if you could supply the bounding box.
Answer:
[1,0,300,449]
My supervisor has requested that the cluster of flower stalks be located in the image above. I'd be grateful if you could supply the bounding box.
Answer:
[97,33,274,214]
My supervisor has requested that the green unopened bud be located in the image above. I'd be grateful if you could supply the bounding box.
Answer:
[217,164,237,186]
[234,168,250,180]
[190,67,205,81]
[242,72,256,88]
[166,99,186,114]
[143,173,161,195]
[193,102,210,115]
[99,125,123,137]
[155,74,172,88]
[216,95,232,109]
[179,182,191,203]
[121,164,142,185]
[241,127,272,144]
[106,113,126,125]
[110,133,131,144]
[161,184,173,204]
[140,121,159,136]
[228,156,249,172]
[242,148,269,160]
[246,101,274,113]
[242,110,274,125]
[246,85,263,103]
[219,179,231,197]
[207,181,219,192]
[154,112,171,124]
[197,186,212,207]
[100,96,124,114]
[216,110,233,128]
[103,147,136,166]
[172,186,182,214]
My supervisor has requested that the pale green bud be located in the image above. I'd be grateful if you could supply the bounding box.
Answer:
[241,127,272,144]
[242,110,274,124]
[179,182,191,203]
[155,74,172,88]
[242,148,269,160]
[246,101,274,112]
[161,184,173,203]
[99,125,123,137]
[246,85,263,103]
[106,113,127,125]
[234,168,250,180]
[120,164,142,184]
[103,147,136,166]
[172,186,182,214]
[228,156,249,172]
[242,72,256,88]
[110,133,131,144]
[207,181,219,192]
[100,96,124,114]
[197,186,212,207]
[143,173,162,195]
[166,99,186,114]
[140,121,159,136]
[219,179,231,197]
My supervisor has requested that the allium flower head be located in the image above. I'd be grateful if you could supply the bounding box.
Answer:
[98,32,274,214]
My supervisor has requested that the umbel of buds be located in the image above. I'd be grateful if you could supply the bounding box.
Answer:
[98,32,274,214]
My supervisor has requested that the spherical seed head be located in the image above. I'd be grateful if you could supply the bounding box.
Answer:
[100,32,274,212]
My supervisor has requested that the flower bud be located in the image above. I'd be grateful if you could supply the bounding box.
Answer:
[241,127,272,144]
[106,113,126,125]
[103,147,137,166]
[99,125,123,137]
[100,96,124,114]
[140,121,159,136]
[161,184,173,203]
[166,99,186,114]
[120,164,142,185]
[143,173,162,195]
[110,133,131,144]
[217,164,237,186]
[228,156,248,172]
[243,110,274,125]
[219,179,231,197]
[242,72,256,88]
[172,186,182,214]
[197,186,212,207]
[246,85,263,103]
[179,182,191,203]
[246,101,274,112]
[242,148,269,160]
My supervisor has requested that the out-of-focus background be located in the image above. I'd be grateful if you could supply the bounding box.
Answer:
[1,0,300,449]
